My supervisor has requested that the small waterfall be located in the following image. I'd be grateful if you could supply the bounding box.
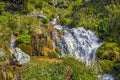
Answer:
[51,18,114,80]
[51,18,102,65]
[60,28,102,65]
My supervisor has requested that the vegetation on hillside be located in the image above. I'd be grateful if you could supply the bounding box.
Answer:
[0,0,120,80]
[96,42,120,79]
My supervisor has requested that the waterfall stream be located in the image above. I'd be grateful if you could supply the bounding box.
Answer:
[51,18,114,80]
[51,18,102,65]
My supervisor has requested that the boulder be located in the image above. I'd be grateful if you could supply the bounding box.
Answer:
[12,48,30,65]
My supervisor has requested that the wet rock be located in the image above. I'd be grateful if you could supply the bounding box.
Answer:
[11,48,30,65]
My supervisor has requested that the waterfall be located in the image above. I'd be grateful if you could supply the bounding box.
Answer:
[51,18,114,80]
[60,28,102,65]
[51,18,102,65]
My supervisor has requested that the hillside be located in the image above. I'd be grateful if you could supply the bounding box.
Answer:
[0,0,120,80]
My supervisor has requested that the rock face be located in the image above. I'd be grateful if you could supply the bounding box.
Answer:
[12,48,30,65]
[31,25,55,56]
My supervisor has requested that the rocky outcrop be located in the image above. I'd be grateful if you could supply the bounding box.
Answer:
[31,27,43,56]
[11,48,30,65]
[31,25,55,56]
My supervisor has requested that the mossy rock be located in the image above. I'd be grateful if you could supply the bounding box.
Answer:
[96,42,120,62]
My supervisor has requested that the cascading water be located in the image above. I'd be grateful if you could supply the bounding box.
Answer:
[51,18,114,80]
[98,74,114,80]
[60,28,102,65]
[51,18,102,65]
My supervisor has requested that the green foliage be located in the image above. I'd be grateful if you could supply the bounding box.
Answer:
[48,52,59,58]
[97,60,114,74]
[22,57,98,80]
[17,43,32,56]
[31,0,44,9]
[96,42,120,62]
[17,30,31,45]
[114,63,120,74]
[0,2,6,14]
[59,17,71,26]
[41,18,49,24]
[23,2,34,13]
[0,39,10,62]
[96,42,120,79]
[0,0,120,79]
[62,57,98,80]
[0,12,18,32]
[55,47,61,55]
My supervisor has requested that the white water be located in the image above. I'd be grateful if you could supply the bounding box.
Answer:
[60,28,102,65]
[51,18,114,80]
[51,18,102,65]
[98,74,114,80]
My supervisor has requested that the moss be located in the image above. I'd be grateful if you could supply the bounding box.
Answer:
[96,42,120,62]
[17,43,32,56]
